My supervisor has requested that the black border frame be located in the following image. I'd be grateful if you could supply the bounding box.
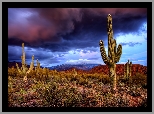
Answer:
[2,2,152,112]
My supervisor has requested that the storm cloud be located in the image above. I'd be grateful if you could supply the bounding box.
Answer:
[8,8,147,67]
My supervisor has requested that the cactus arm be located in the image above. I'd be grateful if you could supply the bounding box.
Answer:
[115,44,122,63]
[114,39,117,54]
[27,55,35,75]
[16,63,22,74]
[99,40,109,65]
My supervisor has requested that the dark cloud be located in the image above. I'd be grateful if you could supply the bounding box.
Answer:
[8,8,82,44]
[8,45,55,62]
[8,8,147,66]
[8,8,147,49]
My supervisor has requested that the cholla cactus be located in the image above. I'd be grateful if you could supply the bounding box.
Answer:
[99,14,122,92]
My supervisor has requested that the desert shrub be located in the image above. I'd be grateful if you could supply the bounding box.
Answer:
[78,77,88,86]
[63,91,82,107]
[99,75,110,84]
[8,67,18,77]
[131,72,147,87]
[42,82,63,107]
[70,76,78,82]
[42,82,82,107]
[119,78,129,84]
[86,80,93,88]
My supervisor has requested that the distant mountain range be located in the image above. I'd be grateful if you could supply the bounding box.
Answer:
[8,61,101,71]
[46,64,101,71]
[8,61,147,75]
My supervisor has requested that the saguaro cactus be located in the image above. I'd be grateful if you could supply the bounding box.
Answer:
[16,43,35,81]
[15,43,27,81]
[124,60,132,80]
[21,43,27,75]
[73,68,77,77]
[36,59,40,76]
[36,59,40,69]
[99,14,122,92]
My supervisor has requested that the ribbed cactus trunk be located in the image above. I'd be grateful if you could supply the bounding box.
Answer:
[124,60,132,87]
[21,43,25,65]
[21,43,27,81]
[37,59,40,69]
[124,59,132,80]
[99,14,122,93]
[21,43,26,75]
[110,64,116,91]
[36,59,40,76]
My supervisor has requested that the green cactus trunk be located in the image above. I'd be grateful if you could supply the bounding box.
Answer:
[126,62,129,80]
[36,59,40,76]
[109,64,116,91]
[21,43,27,75]
[16,43,28,81]
[37,59,40,69]
[99,14,122,93]
[124,60,132,81]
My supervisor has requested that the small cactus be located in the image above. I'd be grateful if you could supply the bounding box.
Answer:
[36,59,40,69]
[124,59,132,80]
[73,68,77,77]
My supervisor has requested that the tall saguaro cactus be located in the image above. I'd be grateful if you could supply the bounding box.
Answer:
[21,43,27,75]
[99,14,122,92]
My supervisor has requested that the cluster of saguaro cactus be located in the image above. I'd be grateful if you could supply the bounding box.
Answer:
[99,14,122,92]
[124,60,132,80]
[16,43,35,81]
[16,43,27,80]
